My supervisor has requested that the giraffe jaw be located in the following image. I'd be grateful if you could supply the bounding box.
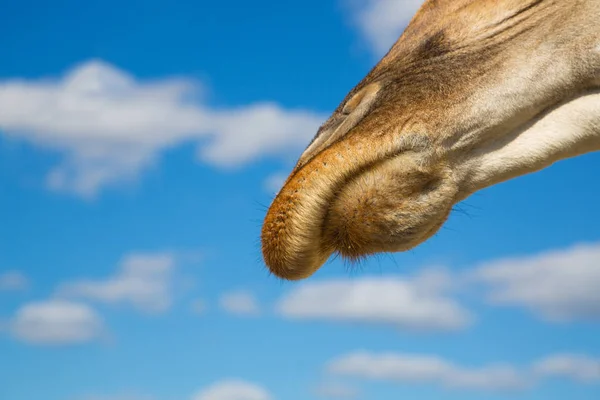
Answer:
[261,147,458,281]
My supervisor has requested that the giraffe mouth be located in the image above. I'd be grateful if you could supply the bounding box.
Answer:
[260,136,457,280]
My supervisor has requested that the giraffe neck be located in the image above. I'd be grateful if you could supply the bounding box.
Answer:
[455,89,600,200]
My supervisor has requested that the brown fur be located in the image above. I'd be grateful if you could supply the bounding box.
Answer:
[262,0,600,280]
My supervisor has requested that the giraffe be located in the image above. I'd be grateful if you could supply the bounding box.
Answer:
[261,0,600,280]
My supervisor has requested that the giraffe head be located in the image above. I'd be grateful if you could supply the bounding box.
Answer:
[261,0,600,280]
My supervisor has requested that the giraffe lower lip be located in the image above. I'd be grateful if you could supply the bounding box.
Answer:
[263,159,405,278]
[321,155,455,261]
[261,129,412,280]
[261,153,453,280]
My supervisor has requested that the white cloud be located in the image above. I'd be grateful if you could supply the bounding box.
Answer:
[73,394,155,400]
[220,291,261,317]
[57,252,176,313]
[276,269,472,332]
[314,382,358,398]
[327,351,600,391]
[345,0,425,55]
[470,243,600,322]
[10,300,104,345]
[199,104,323,167]
[533,354,600,383]
[0,60,324,197]
[192,380,271,400]
[0,271,28,291]
[276,243,600,328]
[327,352,529,391]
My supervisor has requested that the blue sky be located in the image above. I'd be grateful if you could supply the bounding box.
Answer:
[0,1,599,400]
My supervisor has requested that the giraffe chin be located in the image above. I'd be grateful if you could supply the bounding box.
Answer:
[321,156,456,263]
[262,154,457,281]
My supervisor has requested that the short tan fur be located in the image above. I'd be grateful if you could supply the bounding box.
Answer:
[262,0,600,280]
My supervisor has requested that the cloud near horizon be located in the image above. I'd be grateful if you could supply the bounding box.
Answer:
[219,290,262,317]
[533,354,600,383]
[469,242,600,322]
[72,394,155,400]
[327,351,529,391]
[0,60,325,197]
[0,271,29,291]
[275,242,600,331]
[9,300,105,345]
[313,382,359,398]
[276,268,472,332]
[327,351,600,392]
[191,379,272,400]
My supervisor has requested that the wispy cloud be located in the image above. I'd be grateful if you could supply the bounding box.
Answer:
[0,60,325,197]
[192,379,272,400]
[469,243,600,322]
[57,252,178,314]
[276,242,600,329]
[0,271,29,291]
[9,300,105,345]
[327,351,529,391]
[533,354,600,383]
[276,268,472,332]
[344,0,425,56]
[220,290,261,317]
[314,382,359,398]
[72,394,155,400]
[327,351,600,391]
